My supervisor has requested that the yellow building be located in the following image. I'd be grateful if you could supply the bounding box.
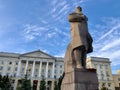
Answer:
[0,50,64,90]
[86,57,115,90]
[113,70,120,90]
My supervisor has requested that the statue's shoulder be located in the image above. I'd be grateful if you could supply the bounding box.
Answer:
[68,12,79,22]
[68,12,88,22]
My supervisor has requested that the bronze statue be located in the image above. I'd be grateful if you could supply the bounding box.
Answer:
[64,6,93,72]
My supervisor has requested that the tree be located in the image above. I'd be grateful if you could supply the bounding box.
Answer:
[0,75,12,90]
[17,74,31,90]
[0,74,2,88]
[54,80,58,90]
[57,72,65,90]
[101,87,108,90]
[39,79,46,90]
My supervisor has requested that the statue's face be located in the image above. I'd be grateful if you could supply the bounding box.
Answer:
[76,6,82,11]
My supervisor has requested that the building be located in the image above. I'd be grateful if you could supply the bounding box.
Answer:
[113,70,120,90]
[0,50,64,90]
[0,50,117,90]
[86,57,115,90]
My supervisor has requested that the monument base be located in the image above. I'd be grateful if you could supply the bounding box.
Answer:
[61,68,99,90]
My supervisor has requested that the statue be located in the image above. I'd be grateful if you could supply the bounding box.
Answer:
[61,6,98,90]
[64,6,93,73]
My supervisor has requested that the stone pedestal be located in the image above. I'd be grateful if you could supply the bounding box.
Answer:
[61,68,99,90]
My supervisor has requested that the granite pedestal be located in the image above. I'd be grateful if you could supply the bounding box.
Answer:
[61,68,98,90]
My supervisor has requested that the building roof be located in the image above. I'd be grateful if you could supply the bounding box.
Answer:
[0,50,64,61]
[87,57,111,63]
[0,52,20,57]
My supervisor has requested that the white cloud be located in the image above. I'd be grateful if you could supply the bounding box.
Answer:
[99,24,120,40]
[23,24,49,41]
[47,32,56,38]
[90,17,120,66]
[101,39,120,51]
[55,51,65,57]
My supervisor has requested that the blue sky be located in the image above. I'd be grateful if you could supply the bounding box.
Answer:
[0,0,120,74]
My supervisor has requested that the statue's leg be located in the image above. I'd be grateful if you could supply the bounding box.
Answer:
[73,48,83,68]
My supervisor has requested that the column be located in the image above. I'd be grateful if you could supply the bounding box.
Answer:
[103,65,107,80]
[51,80,55,90]
[38,61,42,77]
[31,61,35,77]
[24,60,28,75]
[45,62,49,78]
[97,64,101,79]
[14,79,18,90]
[52,62,55,78]
[2,61,8,76]
[11,62,15,76]
[17,60,21,76]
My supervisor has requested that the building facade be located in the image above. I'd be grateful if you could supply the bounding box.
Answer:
[0,50,64,90]
[113,70,120,90]
[86,57,115,90]
[0,50,117,90]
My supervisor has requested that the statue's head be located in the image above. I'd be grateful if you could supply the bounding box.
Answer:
[75,6,82,12]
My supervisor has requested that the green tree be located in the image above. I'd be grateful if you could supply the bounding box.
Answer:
[57,72,65,90]
[101,87,108,90]
[0,74,2,88]
[0,75,12,90]
[54,80,58,90]
[17,74,31,90]
[39,79,46,90]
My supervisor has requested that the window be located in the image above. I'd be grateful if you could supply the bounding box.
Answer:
[106,71,109,76]
[22,68,24,71]
[118,78,120,81]
[1,61,4,64]
[9,62,12,64]
[48,75,50,78]
[28,69,31,72]
[55,64,57,67]
[42,75,44,78]
[101,71,104,76]
[16,62,18,65]
[35,75,37,77]
[48,70,50,73]
[60,65,62,68]
[0,66,3,70]
[105,65,108,69]
[107,78,109,81]
[7,73,9,76]
[94,64,97,69]
[42,69,44,72]
[35,69,38,72]
[60,70,62,74]
[54,70,56,73]
[15,67,18,71]
[108,83,111,87]
[55,65,56,67]
[102,83,105,87]
[54,75,56,78]
[14,73,16,77]
[8,67,11,71]
[101,76,104,80]
[100,64,103,69]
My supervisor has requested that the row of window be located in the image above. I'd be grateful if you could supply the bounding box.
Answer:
[0,66,18,71]
[0,61,18,65]
[101,83,111,87]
